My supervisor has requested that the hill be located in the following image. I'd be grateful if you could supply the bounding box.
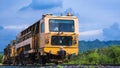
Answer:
[69,45,120,64]
[79,40,120,52]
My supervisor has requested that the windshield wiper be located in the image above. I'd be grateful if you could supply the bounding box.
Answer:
[58,24,63,34]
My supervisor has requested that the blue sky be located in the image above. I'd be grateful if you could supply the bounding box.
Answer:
[0,0,120,51]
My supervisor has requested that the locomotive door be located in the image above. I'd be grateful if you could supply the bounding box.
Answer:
[40,22,45,48]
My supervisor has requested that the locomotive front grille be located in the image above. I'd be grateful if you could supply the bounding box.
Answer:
[51,36,72,46]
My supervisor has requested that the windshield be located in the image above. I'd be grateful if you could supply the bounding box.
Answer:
[49,19,74,32]
[51,36,72,46]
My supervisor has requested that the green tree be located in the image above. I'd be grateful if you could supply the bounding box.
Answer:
[87,49,99,64]
[69,45,120,64]
[99,54,112,64]
[108,46,120,64]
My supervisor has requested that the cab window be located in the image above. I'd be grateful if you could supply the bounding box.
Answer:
[41,22,44,33]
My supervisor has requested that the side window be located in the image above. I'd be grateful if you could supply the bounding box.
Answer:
[41,22,44,33]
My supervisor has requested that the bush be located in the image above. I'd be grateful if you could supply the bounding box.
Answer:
[0,54,3,63]
[69,45,120,64]
[87,52,99,64]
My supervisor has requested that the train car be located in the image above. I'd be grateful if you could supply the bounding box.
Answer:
[2,40,16,65]
[3,12,79,65]
[2,44,11,64]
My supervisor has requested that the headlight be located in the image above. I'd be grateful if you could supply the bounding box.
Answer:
[73,35,77,44]
[74,36,77,39]
[47,33,50,38]
[73,40,77,44]
[45,39,49,44]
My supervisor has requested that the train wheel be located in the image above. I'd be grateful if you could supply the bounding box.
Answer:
[41,59,46,65]
[41,56,46,65]
[55,61,58,65]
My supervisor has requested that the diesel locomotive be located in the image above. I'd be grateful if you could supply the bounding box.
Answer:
[2,13,79,65]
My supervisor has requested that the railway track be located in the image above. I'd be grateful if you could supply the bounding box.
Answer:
[1,64,120,68]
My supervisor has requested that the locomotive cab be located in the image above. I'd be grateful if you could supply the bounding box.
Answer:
[40,13,79,61]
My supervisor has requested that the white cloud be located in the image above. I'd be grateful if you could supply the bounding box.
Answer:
[4,25,28,30]
[79,29,103,40]
[80,29,103,36]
